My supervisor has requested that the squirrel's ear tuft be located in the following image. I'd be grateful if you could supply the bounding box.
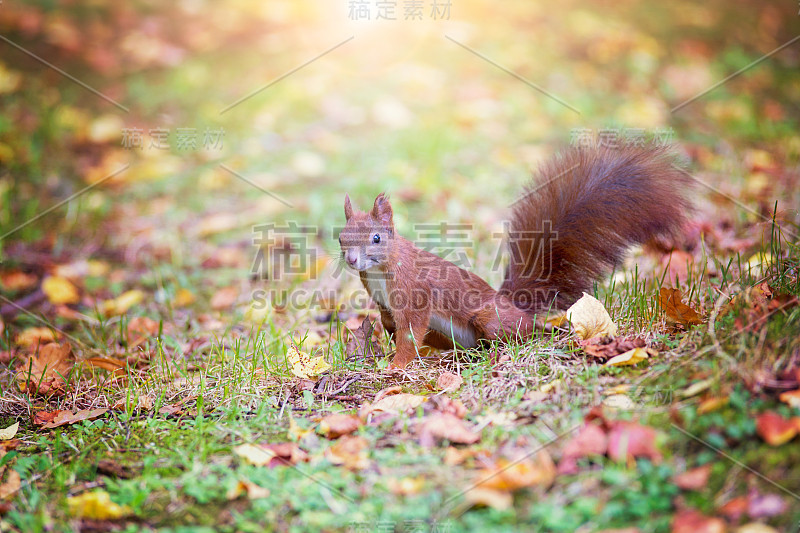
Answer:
[344,194,353,221]
[371,193,393,227]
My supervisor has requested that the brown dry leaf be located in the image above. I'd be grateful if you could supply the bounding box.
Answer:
[581,336,647,363]
[235,442,309,468]
[101,290,144,317]
[42,276,80,305]
[755,411,797,446]
[673,464,711,491]
[671,509,726,533]
[418,413,480,447]
[84,357,126,374]
[226,479,270,500]
[717,496,749,522]
[0,468,21,500]
[345,316,383,359]
[127,316,159,346]
[0,270,37,291]
[325,435,370,470]
[210,286,238,310]
[371,393,427,414]
[15,327,57,348]
[659,288,703,327]
[319,414,361,439]
[41,408,108,429]
[444,446,490,466]
[566,293,618,339]
[436,371,463,392]
[16,342,75,396]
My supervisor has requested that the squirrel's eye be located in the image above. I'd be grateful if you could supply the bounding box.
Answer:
[372,233,381,244]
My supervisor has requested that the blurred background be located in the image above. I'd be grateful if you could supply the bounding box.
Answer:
[0,0,798,321]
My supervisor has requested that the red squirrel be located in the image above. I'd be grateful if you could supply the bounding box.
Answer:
[339,146,692,369]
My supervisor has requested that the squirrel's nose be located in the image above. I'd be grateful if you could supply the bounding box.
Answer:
[345,251,358,267]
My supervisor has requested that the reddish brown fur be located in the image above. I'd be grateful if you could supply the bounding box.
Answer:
[340,146,691,368]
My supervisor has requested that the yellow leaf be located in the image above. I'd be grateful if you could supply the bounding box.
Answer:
[244,301,271,323]
[605,347,650,367]
[15,327,57,348]
[387,476,425,496]
[602,394,636,409]
[101,290,144,317]
[42,276,80,305]
[174,288,196,307]
[0,422,18,440]
[67,490,132,519]
[566,293,618,339]
[680,378,714,398]
[286,346,330,379]
[697,396,729,414]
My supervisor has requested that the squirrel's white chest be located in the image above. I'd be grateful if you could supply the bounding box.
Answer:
[428,313,478,348]
[363,269,390,310]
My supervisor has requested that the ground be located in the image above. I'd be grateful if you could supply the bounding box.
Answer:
[0,0,799,532]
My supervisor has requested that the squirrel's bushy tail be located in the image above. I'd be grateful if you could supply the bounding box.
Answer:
[499,146,693,312]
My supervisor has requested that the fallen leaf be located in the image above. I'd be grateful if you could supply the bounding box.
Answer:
[41,408,108,429]
[319,414,361,439]
[755,411,797,446]
[127,316,159,346]
[673,464,711,491]
[16,342,75,396]
[15,327,57,348]
[671,509,726,533]
[607,421,662,464]
[325,435,370,470]
[41,276,79,305]
[602,394,636,410]
[174,288,196,307]
[418,413,480,446]
[659,288,703,327]
[387,476,425,496]
[0,270,37,291]
[370,393,427,414]
[581,336,647,363]
[718,496,748,522]
[558,422,608,474]
[0,423,18,441]
[84,357,127,374]
[226,479,270,500]
[464,487,513,511]
[234,442,308,467]
[210,286,238,310]
[101,290,144,317]
[697,396,729,414]
[67,490,132,520]
[436,371,463,392]
[286,346,330,380]
[96,459,135,479]
[778,389,800,409]
[605,347,651,367]
[0,468,21,500]
[233,444,276,467]
[474,450,556,491]
[681,378,714,398]
[566,293,618,339]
